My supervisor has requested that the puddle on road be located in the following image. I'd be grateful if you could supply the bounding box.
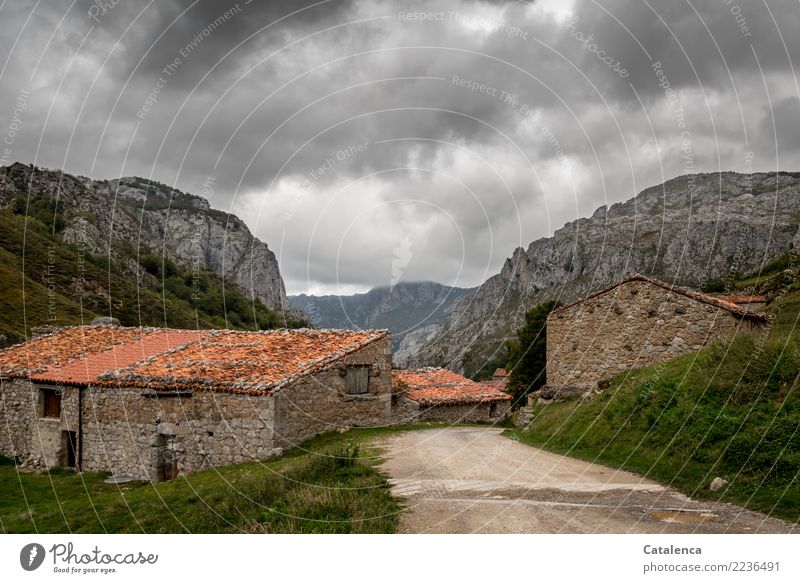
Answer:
[650,510,717,524]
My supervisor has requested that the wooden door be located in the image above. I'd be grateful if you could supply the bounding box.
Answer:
[63,431,77,468]
[160,437,178,481]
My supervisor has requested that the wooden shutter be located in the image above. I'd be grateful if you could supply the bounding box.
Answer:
[345,366,369,394]
[43,390,61,418]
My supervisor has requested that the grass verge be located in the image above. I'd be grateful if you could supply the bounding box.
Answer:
[0,426,443,534]
[508,334,800,523]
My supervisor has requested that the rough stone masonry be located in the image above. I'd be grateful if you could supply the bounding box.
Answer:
[545,275,770,398]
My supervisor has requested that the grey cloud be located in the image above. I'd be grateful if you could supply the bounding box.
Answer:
[1,0,799,294]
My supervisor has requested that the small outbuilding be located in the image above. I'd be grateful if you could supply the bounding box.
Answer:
[544,274,771,398]
[0,325,391,481]
[391,367,511,423]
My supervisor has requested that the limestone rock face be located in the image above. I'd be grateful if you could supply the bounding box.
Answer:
[411,172,800,370]
[0,163,288,310]
[393,323,443,368]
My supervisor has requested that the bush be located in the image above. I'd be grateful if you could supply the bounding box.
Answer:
[505,300,561,406]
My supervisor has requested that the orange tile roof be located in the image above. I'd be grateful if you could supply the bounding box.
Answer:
[393,368,511,406]
[30,329,208,386]
[0,326,150,377]
[0,326,389,395]
[98,329,388,394]
[493,368,507,378]
[549,274,772,321]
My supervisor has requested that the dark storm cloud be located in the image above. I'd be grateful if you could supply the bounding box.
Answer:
[1,0,799,294]
[565,0,800,102]
[102,0,360,90]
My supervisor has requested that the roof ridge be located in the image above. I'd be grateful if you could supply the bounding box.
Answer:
[549,274,772,321]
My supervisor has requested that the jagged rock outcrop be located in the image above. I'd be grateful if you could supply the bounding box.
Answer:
[410,171,800,371]
[0,163,289,311]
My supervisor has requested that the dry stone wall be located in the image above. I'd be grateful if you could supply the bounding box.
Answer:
[82,388,275,481]
[0,379,35,462]
[0,379,81,468]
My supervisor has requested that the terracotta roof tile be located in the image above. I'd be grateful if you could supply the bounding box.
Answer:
[549,274,772,321]
[29,329,208,386]
[0,326,389,395]
[493,368,507,377]
[0,326,149,377]
[393,368,511,406]
[98,329,389,394]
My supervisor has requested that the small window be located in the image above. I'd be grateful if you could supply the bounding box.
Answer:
[345,366,369,395]
[41,389,61,419]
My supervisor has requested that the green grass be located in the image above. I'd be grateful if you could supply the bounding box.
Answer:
[735,254,799,290]
[0,427,436,533]
[508,330,800,522]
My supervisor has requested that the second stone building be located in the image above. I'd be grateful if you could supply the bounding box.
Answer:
[544,274,770,398]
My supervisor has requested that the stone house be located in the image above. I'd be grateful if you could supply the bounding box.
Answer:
[544,275,771,398]
[391,368,511,423]
[0,325,391,481]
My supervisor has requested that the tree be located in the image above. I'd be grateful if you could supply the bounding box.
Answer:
[505,300,561,406]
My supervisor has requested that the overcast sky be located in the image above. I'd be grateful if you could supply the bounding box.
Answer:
[1,0,798,295]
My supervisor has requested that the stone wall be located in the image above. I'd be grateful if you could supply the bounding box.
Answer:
[81,388,274,481]
[272,336,392,448]
[414,400,511,423]
[0,379,34,462]
[0,379,81,468]
[546,279,767,396]
[389,395,421,425]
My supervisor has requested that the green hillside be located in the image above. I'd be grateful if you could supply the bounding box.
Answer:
[0,205,304,345]
[511,256,800,522]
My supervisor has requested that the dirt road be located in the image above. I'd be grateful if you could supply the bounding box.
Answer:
[377,427,796,534]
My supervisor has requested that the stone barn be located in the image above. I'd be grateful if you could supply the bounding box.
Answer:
[544,275,770,398]
[391,368,511,423]
[0,325,391,481]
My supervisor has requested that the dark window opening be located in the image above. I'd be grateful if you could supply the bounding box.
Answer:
[345,366,369,395]
[42,389,61,418]
[489,402,498,417]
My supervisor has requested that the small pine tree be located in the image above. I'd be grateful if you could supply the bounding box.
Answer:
[505,300,561,406]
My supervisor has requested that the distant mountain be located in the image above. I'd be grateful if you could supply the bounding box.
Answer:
[409,171,800,374]
[0,162,304,344]
[289,281,475,365]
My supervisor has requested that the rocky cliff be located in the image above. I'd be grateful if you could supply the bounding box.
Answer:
[0,162,289,311]
[409,171,800,371]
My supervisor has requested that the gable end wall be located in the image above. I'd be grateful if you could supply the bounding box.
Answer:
[546,279,766,395]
